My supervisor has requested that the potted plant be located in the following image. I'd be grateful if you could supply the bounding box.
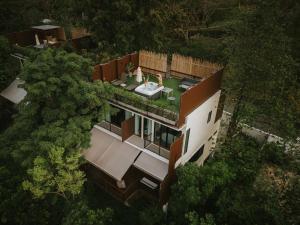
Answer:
[126,62,135,77]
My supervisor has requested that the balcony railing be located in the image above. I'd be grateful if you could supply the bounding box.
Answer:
[143,134,170,159]
[111,92,179,122]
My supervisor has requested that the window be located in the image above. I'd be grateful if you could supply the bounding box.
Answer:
[153,123,180,150]
[184,129,190,154]
[189,145,204,162]
[207,110,212,123]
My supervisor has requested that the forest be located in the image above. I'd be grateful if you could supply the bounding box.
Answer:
[0,0,299,225]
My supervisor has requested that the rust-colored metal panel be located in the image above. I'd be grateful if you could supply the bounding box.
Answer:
[92,64,101,81]
[177,69,223,127]
[117,55,130,79]
[101,61,117,82]
[159,134,183,204]
[121,116,135,141]
[130,52,139,69]
[110,60,117,81]
[168,135,183,179]
[215,91,225,123]
[6,30,35,46]
[101,63,111,82]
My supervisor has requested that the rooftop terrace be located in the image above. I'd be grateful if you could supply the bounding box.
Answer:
[93,50,223,127]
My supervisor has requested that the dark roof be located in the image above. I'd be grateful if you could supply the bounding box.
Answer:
[31,25,60,30]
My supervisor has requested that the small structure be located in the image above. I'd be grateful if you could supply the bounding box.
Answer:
[0,78,27,104]
[5,25,66,47]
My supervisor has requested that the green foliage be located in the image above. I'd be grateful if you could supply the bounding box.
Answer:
[168,162,234,224]
[109,84,178,120]
[0,49,111,202]
[226,0,299,138]
[164,134,299,225]
[0,48,113,224]
[23,146,85,199]
[139,205,166,225]
[186,212,216,225]
[62,201,113,225]
[0,36,17,91]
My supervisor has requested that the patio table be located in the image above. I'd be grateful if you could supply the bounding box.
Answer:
[162,87,173,98]
[167,96,176,105]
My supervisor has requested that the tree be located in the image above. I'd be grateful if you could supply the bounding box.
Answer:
[22,146,85,199]
[163,134,299,225]
[0,49,111,200]
[62,201,113,225]
[168,161,234,225]
[0,48,113,224]
[226,0,299,139]
[0,36,17,91]
[186,212,216,225]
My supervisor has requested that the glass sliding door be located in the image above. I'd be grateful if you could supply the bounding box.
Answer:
[146,122,181,159]
[125,111,133,119]
[143,118,152,139]
[143,118,152,147]
[134,115,142,137]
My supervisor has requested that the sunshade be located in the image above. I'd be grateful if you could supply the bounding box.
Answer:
[84,128,141,181]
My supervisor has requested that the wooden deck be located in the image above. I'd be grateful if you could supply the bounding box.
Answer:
[82,163,159,204]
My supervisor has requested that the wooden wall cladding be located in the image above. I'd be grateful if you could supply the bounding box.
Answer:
[57,27,66,41]
[178,69,223,127]
[6,30,35,46]
[71,27,90,39]
[121,116,135,141]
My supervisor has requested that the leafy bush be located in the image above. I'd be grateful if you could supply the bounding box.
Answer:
[0,36,18,91]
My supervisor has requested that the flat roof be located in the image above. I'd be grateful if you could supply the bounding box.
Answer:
[83,128,141,181]
[31,25,61,30]
[0,78,27,104]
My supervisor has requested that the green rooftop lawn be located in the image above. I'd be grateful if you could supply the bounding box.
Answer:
[124,74,183,112]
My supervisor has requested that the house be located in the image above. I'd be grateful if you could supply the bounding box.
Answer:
[6,25,67,48]
[83,50,225,204]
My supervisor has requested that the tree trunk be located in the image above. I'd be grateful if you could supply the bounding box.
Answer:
[227,86,245,139]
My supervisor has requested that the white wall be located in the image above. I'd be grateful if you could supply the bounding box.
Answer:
[180,90,221,164]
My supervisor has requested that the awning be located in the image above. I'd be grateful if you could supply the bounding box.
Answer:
[83,128,141,181]
[0,79,27,104]
[133,152,168,181]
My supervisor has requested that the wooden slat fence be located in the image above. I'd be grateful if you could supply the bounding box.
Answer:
[171,54,222,79]
[139,50,167,76]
